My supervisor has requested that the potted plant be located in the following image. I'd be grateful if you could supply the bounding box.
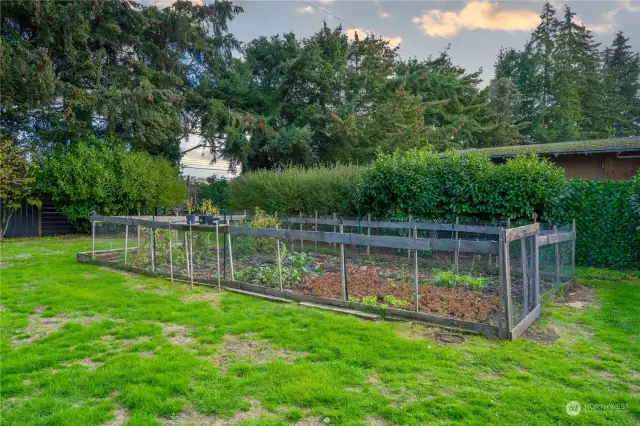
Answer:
[200,200,221,225]
[186,201,196,224]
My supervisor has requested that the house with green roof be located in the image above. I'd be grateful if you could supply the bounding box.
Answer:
[457,137,640,180]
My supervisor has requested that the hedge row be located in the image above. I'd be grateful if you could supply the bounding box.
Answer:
[227,164,363,216]
[355,150,566,223]
[559,180,639,269]
[227,152,639,269]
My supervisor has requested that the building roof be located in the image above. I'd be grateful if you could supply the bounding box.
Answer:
[456,137,640,158]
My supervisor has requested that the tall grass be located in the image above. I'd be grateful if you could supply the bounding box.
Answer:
[228,164,364,216]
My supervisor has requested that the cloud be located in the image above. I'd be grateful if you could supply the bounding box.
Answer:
[317,0,333,3]
[576,13,615,34]
[412,1,540,37]
[295,5,314,14]
[379,11,390,19]
[345,28,402,48]
[620,0,640,12]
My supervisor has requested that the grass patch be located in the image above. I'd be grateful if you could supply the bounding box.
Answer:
[0,237,639,425]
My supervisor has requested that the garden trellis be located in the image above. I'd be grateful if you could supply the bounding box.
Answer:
[81,213,576,339]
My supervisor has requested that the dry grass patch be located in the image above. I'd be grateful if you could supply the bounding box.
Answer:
[560,284,596,309]
[164,400,267,425]
[182,291,223,310]
[104,406,129,426]
[13,306,121,348]
[212,334,307,371]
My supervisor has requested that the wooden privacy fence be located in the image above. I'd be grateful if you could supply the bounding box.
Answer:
[83,215,576,340]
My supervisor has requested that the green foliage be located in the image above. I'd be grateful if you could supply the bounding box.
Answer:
[0,138,41,238]
[356,149,567,222]
[431,270,490,291]
[1,0,243,164]
[557,179,640,269]
[494,4,640,141]
[235,247,323,288]
[360,296,378,307]
[37,139,187,230]
[199,176,229,210]
[383,295,411,309]
[228,165,363,216]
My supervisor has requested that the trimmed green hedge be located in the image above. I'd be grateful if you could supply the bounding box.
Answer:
[559,179,639,269]
[227,165,363,216]
[356,150,567,222]
[227,154,639,269]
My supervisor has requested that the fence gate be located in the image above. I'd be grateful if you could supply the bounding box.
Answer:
[498,223,540,339]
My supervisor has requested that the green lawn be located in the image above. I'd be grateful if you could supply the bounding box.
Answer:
[1,237,638,425]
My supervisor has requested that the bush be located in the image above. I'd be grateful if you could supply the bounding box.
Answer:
[37,138,187,230]
[199,176,228,210]
[558,179,639,269]
[356,149,567,222]
[227,164,363,216]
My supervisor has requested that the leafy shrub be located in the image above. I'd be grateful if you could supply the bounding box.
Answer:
[356,149,567,222]
[431,269,490,291]
[199,176,228,210]
[360,296,378,306]
[235,247,323,288]
[383,295,411,308]
[228,164,363,215]
[557,179,639,269]
[37,138,186,230]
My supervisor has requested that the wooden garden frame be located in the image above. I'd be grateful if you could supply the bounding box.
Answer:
[85,215,576,339]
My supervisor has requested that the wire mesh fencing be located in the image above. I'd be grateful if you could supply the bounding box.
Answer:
[85,215,576,339]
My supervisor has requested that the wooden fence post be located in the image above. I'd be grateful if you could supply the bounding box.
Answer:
[216,221,221,291]
[454,217,459,273]
[521,237,528,315]
[366,213,371,256]
[314,211,318,253]
[227,219,234,281]
[184,231,190,278]
[408,215,412,260]
[340,223,347,301]
[299,212,304,251]
[414,226,419,313]
[554,225,561,285]
[276,223,283,291]
[149,228,155,272]
[169,226,174,284]
[498,229,513,338]
[91,221,96,260]
[189,225,194,289]
[571,219,576,282]
[333,213,337,250]
[533,226,540,307]
[124,224,129,266]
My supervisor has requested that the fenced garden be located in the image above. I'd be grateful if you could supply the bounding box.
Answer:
[82,211,575,339]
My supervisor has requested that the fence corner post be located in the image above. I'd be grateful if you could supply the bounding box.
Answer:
[498,228,513,339]
[553,225,560,285]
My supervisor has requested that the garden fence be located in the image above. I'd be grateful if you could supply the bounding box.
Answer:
[82,214,576,339]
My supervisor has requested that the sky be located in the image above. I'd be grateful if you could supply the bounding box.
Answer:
[174,0,640,177]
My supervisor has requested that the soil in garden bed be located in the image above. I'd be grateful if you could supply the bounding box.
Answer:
[291,263,499,323]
